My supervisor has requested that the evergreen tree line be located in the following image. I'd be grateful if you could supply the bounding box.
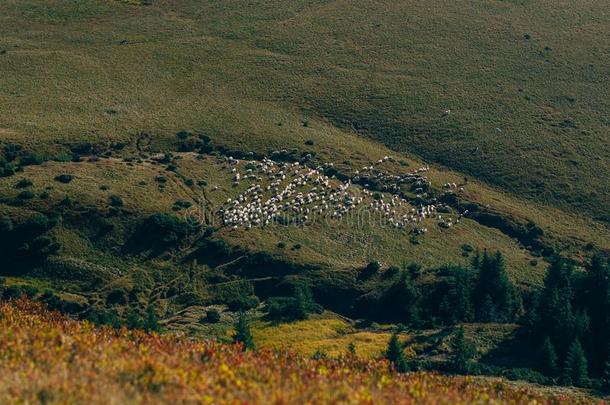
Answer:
[359,250,519,327]
[527,255,610,387]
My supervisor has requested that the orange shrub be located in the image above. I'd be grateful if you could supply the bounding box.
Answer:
[0,299,597,404]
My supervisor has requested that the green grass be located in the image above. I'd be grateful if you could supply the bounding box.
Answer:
[0,155,544,286]
[1,0,608,219]
[0,0,608,331]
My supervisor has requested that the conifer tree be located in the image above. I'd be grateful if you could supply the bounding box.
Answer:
[233,312,255,351]
[385,333,408,372]
[440,266,473,324]
[583,255,610,373]
[450,326,476,374]
[381,271,419,324]
[603,358,610,392]
[562,339,589,387]
[144,306,160,333]
[347,342,356,356]
[534,257,576,355]
[479,295,496,323]
[538,336,558,377]
[126,308,143,330]
[473,251,515,322]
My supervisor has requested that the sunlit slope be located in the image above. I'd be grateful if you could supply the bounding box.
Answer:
[0,155,544,285]
[0,299,592,404]
[1,0,609,219]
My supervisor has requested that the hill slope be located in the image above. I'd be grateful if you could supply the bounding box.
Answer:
[1,0,609,218]
[0,299,593,404]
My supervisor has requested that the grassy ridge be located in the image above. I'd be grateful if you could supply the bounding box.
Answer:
[0,298,592,404]
[0,155,543,285]
[1,0,608,219]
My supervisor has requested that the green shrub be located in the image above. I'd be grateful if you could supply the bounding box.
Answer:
[173,292,205,307]
[265,282,322,322]
[19,153,44,166]
[109,195,124,207]
[204,309,221,323]
[54,174,74,184]
[176,130,191,140]
[15,178,33,188]
[449,327,476,374]
[233,312,255,351]
[173,199,192,211]
[227,295,259,312]
[17,190,35,200]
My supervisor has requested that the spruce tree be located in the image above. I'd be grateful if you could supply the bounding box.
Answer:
[538,336,558,377]
[479,295,496,323]
[347,342,356,356]
[562,339,589,387]
[381,271,419,324]
[385,333,408,372]
[473,251,515,322]
[450,326,476,374]
[126,308,143,330]
[583,255,610,374]
[603,358,610,392]
[440,266,473,324]
[233,312,255,351]
[535,257,576,355]
[144,306,160,332]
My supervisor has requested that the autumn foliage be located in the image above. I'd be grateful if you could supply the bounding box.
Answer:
[0,299,592,404]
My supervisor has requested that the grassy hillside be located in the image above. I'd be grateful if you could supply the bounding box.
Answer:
[1,0,609,219]
[1,1,610,400]
[0,299,594,404]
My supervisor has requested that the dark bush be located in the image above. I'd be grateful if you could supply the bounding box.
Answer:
[54,174,74,184]
[173,199,192,210]
[174,292,205,306]
[109,195,123,207]
[204,309,221,323]
[106,289,128,305]
[360,261,381,279]
[0,216,14,232]
[227,295,259,312]
[265,282,322,322]
[143,213,190,246]
[17,190,35,200]
[15,178,32,188]
[176,130,191,140]
[19,153,44,166]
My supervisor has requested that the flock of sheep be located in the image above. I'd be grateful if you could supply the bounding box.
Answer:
[217,155,465,233]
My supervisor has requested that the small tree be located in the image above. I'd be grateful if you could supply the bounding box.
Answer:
[233,312,255,351]
[450,327,476,374]
[385,333,408,372]
[205,309,221,323]
[603,358,610,392]
[562,339,589,387]
[143,306,160,333]
[538,336,558,377]
[126,308,143,330]
[479,295,496,323]
[347,342,356,356]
